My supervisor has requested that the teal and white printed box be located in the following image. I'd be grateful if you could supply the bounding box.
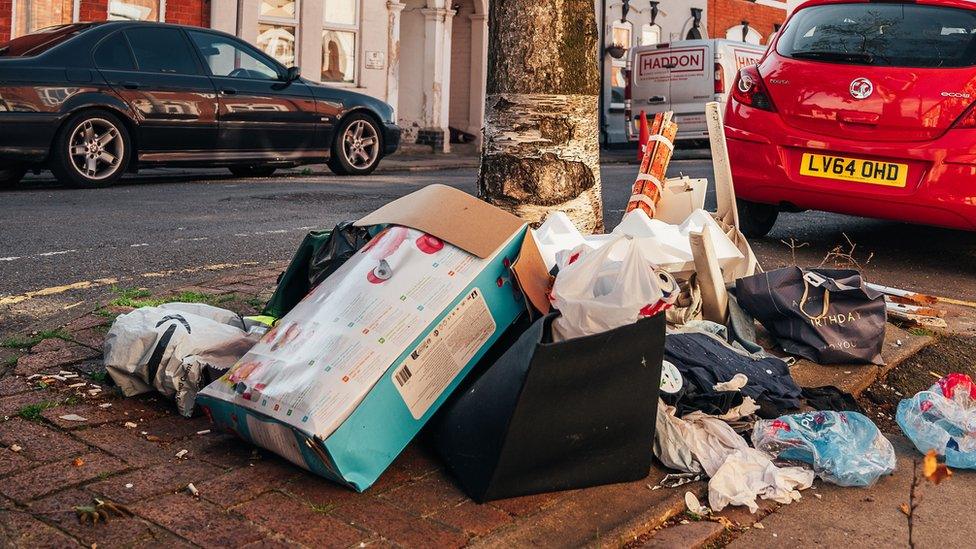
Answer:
[197,185,549,491]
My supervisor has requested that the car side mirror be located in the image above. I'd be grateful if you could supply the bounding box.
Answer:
[285,66,301,82]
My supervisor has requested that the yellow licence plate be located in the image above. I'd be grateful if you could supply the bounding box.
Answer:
[799,153,908,188]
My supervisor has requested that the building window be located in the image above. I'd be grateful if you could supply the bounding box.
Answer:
[258,0,298,67]
[12,0,76,38]
[641,23,661,46]
[108,0,162,21]
[321,0,358,84]
[609,21,632,111]
[726,24,763,45]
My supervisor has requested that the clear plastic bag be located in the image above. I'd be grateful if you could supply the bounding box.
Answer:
[753,411,896,487]
[896,373,976,469]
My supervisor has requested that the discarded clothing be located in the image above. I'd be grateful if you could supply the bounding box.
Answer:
[897,373,976,469]
[753,411,896,487]
[104,303,265,416]
[708,447,814,513]
[801,385,864,414]
[663,332,802,418]
[654,400,750,476]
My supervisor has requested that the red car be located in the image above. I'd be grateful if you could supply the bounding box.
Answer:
[725,0,976,237]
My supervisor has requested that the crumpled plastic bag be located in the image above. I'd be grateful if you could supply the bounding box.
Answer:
[708,448,814,513]
[551,235,665,339]
[753,411,896,487]
[896,373,976,469]
[104,303,264,416]
[654,400,750,476]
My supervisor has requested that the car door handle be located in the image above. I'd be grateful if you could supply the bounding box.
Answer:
[120,81,140,90]
[648,96,667,104]
[220,88,237,95]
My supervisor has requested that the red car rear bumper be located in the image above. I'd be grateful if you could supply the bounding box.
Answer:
[725,103,976,231]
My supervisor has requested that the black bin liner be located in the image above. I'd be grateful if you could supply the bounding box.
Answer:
[431,312,665,502]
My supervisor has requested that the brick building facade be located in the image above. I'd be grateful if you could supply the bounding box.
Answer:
[708,0,787,45]
[0,0,209,43]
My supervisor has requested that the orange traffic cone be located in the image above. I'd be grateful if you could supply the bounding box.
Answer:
[637,110,650,162]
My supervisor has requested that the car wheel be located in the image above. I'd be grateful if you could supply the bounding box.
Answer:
[737,199,779,238]
[229,165,277,178]
[328,113,383,176]
[0,166,27,189]
[50,110,131,188]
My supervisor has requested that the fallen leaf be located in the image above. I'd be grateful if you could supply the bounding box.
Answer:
[899,503,910,516]
[72,457,85,467]
[922,449,953,485]
[711,516,735,529]
[754,522,765,529]
[145,435,161,443]
[59,414,88,422]
[10,444,22,453]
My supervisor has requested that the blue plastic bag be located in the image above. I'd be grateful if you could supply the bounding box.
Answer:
[753,411,896,487]
[897,373,976,469]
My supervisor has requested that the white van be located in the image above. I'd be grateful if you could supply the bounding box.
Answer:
[625,39,766,142]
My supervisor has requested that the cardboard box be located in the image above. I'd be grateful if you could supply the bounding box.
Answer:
[197,185,549,491]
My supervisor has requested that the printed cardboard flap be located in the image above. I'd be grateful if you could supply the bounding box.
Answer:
[356,184,525,259]
[356,184,551,314]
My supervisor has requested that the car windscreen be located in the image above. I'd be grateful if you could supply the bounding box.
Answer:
[777,4,976,68]
[0,24,92,57]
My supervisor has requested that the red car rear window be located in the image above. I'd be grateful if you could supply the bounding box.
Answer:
[0,24,92,57]
[778,3,976,68]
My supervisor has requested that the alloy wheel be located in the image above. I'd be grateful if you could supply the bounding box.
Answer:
[341,119,379,169]
[68,118,125,181]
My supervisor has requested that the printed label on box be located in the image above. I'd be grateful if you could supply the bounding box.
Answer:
[392,288,496,419]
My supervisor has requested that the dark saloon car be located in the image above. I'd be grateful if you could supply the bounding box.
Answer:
[0,22,401,188]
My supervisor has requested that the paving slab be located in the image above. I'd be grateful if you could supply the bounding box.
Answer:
[725,436,917,548]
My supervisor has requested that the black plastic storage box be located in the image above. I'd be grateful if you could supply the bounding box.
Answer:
[431,312,666,502]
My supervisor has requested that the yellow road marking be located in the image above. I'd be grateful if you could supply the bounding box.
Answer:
[0,262,261,307]
[938,297,976,309]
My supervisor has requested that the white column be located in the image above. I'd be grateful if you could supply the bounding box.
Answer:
[209,0,237,33]
[467,12,488,147]
[299,0,324,79]
[386,1,406,117]
[420,6,455,153]
[239,0,260,43]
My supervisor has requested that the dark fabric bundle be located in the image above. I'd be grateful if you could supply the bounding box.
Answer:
[663,332,802,419]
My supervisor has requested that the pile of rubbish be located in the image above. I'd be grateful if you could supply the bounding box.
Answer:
[100,103,965,511]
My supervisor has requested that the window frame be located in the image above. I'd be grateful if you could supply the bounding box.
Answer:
[10,0,81,39]
[257,0,300,68]
[186,28,287,81]
[640,23,661,46]
[106,0,166,23]
[608,20,632,111]
[321,0,360,86]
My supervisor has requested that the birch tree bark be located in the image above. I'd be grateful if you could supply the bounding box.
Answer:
[477,0,604,233]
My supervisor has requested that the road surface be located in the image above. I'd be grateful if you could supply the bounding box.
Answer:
[2,161,974,334]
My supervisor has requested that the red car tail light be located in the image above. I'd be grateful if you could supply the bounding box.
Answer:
[714,62,724,94]
[731,65,776,112]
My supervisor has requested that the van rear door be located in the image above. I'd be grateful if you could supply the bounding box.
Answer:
[633,41,713,138]
[630,45,673,117]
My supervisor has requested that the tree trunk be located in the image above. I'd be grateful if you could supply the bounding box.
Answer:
[478,0,604,234]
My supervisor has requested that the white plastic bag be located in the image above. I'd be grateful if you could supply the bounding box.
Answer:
[551,236,664,339]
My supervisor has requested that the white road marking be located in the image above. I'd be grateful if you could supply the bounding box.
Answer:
[37,250,77,257]
[0,256,21,262]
